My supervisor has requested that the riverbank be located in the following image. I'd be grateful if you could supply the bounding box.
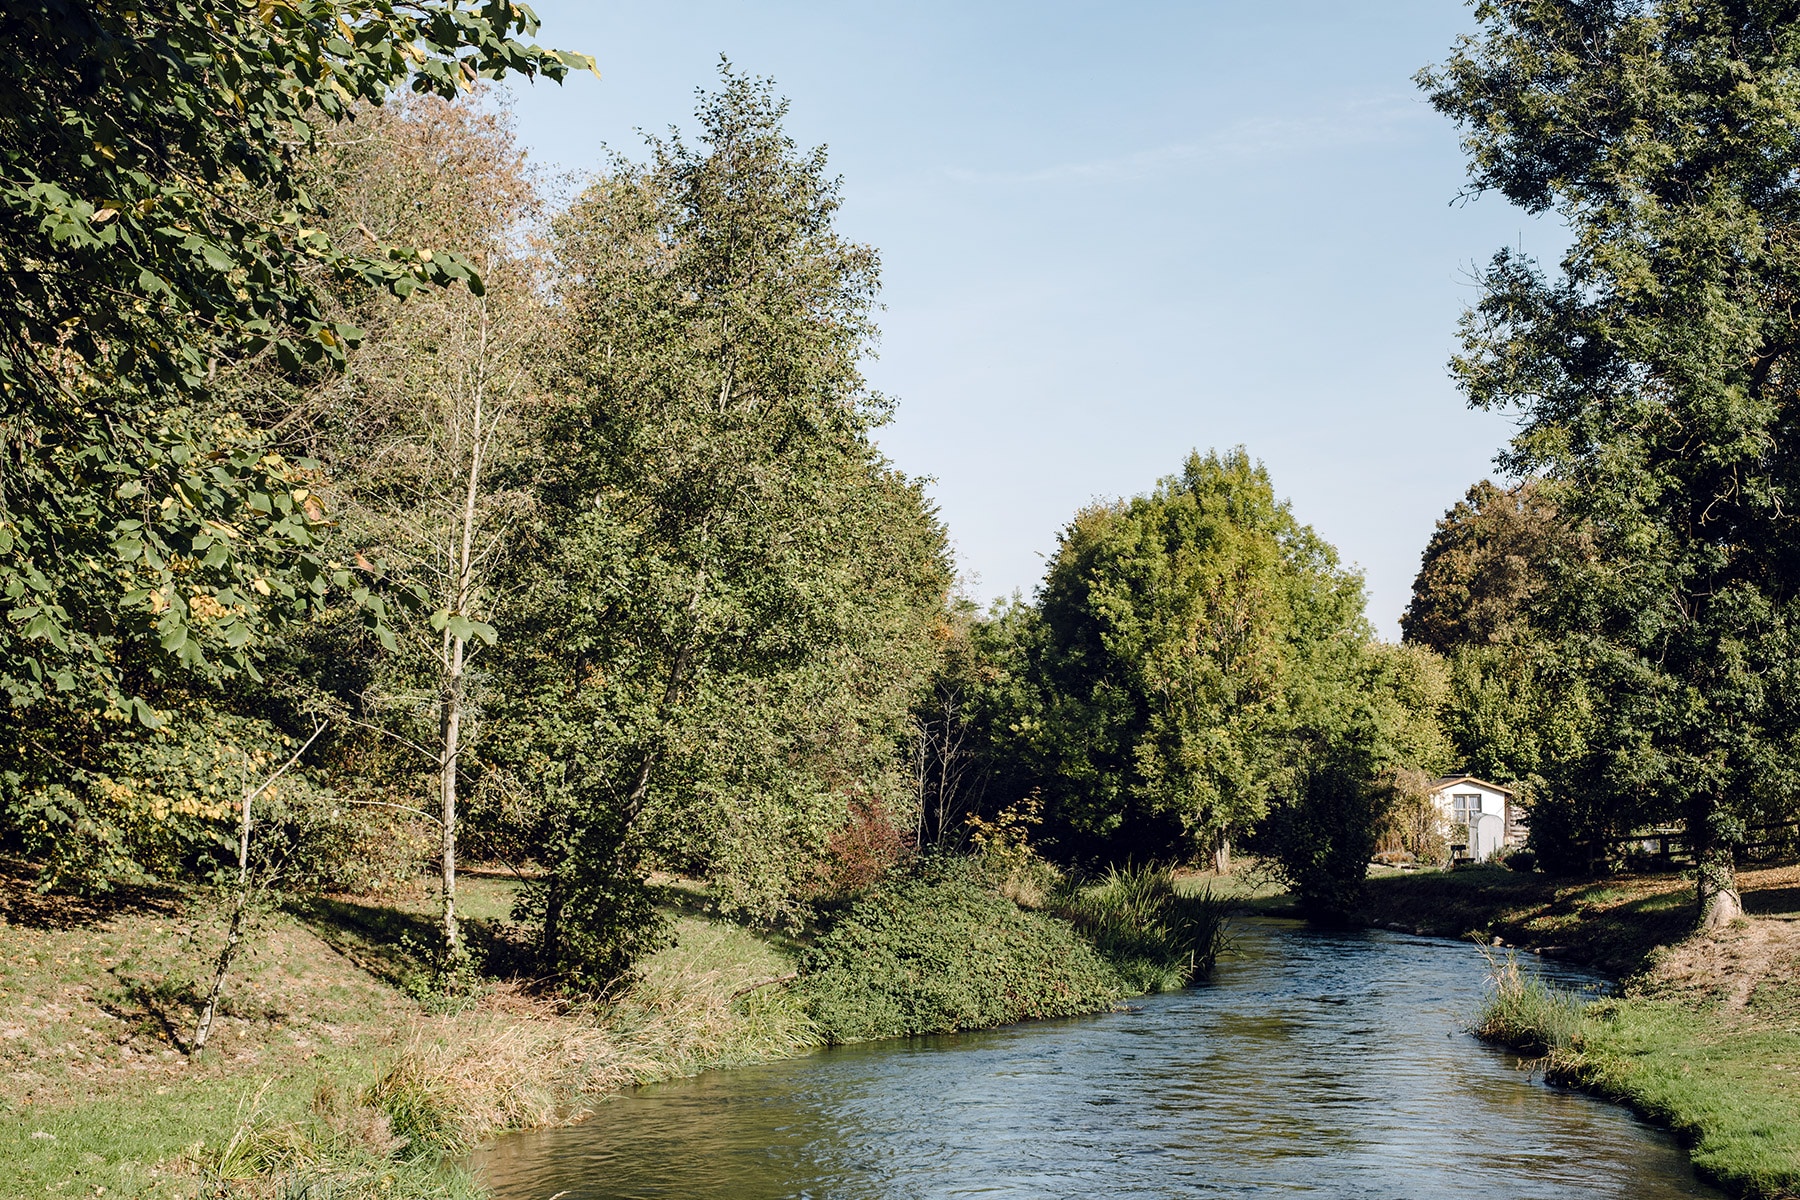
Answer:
[1363,863,1800,1199]
[1,859,1217,1198]
[0,868,822,1199]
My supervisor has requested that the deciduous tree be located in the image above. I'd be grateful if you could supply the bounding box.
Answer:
[1422,0,1800,924]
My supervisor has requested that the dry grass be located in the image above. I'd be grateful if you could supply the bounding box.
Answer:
[1,866,813,1199]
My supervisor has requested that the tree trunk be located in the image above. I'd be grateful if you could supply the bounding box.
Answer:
[1213,836,1232,876]
[193,785,253,1058]
[192,722,325,1057]
[1696,840,1743,931]
[440,669,463,960]
[438,293,492,965]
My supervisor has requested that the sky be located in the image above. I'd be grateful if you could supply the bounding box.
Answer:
[497,1,1563,637]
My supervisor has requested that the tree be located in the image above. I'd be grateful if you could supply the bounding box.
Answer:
[498,68,950,989]
[1422,0,1800,925]
[1401,479,1582,653]
[1258,640,1456,917]
[1014,449,1368,864]
[0,1,587,885]
[231,95,550,964]
[1401,479,1597,861]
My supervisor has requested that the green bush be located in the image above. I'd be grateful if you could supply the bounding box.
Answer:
[792,856,1123,1044]
[1503,847,1539,873]
[1053,864,1229,994]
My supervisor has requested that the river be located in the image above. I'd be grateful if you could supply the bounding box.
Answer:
[473,918,1721,1199]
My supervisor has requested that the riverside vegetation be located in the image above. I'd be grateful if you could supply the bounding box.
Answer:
[0,857,1224,1199]
[1364,864,1800,1199]
[8,1,1800,1198]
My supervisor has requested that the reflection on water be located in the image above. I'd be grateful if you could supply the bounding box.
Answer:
[474,920,1721,1199]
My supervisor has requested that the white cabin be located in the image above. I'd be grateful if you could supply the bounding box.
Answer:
[1426,775,1520,862]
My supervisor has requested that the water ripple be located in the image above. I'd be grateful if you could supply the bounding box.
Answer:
[474,919,1722,1200]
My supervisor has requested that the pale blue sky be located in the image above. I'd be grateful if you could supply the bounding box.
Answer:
[499,1,1559,636]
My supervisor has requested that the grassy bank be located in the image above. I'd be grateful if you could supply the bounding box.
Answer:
[1370,864,1800,1199]
[1,857,1225,1198]
[0,868,817,1199]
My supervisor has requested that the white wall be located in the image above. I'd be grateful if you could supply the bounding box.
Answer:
[1431,783,1511,861]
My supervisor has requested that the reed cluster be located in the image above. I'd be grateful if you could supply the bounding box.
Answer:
[1054,865,1232,994]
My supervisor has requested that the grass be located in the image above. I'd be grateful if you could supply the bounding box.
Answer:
[0,865,816,1199]
[2,849,1256,1199]
[1419,863,1800,1199]
[1361,861,1695,975]
[1472,948,1591,1056]
[5,853,1223,1198]
[1053,864,1231,994]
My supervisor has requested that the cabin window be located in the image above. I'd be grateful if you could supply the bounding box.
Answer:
[1453,793,1481,819]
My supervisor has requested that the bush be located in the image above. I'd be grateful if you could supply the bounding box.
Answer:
[1473,949,1589,1056]
[792,856,1122,1044]
[1257,756,1389,922]
[1503,848,1538,873]
[1053,864,1229,994]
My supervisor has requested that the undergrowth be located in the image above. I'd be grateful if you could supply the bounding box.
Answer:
[1053,864,1230,994]
[792,856,1124,1043]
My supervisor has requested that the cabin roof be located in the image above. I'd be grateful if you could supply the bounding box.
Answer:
[1426,774,1515,797]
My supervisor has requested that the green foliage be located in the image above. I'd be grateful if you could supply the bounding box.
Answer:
[0,4,586,897]
[1257,641,1457,918]
[495,67,951,987]
[1401,480,1605,868]
[792,856,1123,1044]
[1258,756,1391,921]
[0,1,585,718]
[1401,480,1583,654]
[0,704,341,892]
[512,818,672,997]
[1422,0,1800,910]
[1052,864,1229,994]
[987,449,1368,864]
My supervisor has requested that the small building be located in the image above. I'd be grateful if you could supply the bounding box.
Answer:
[1425,775,1521,863]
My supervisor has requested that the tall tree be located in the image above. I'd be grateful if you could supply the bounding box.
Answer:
[0,2,586,885]
[500,68,949,989]
[1401,479,1582,653]
[1012,449,1367,864]
[225,95,548,961]
[1422,0,1800,924]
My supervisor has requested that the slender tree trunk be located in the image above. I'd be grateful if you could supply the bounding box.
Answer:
[440,646,464,960]
[193,782,253,1059]
[438,295,492,964]
[1214,836,1232,876]
[193,723,324,1058]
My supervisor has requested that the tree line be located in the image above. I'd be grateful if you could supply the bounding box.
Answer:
[5,0,1798,1003]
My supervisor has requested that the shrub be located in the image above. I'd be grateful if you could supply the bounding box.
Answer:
[1503,847,1538,873]
[1257,756,1389,922]
[792,856,1122,1044]
[1053,864,1230,994]
[1473,949,1589,1056]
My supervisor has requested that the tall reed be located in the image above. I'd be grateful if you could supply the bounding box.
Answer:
[1472,947,1590,1056]
[1054,864,1230,994]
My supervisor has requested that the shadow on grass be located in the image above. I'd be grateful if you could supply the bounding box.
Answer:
[288,896,539,987]
[1744,885,1800,917]
[96,975,202,1053]
[0,858,185,931]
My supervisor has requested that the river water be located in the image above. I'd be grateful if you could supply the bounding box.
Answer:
[474,919,1721,1199]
